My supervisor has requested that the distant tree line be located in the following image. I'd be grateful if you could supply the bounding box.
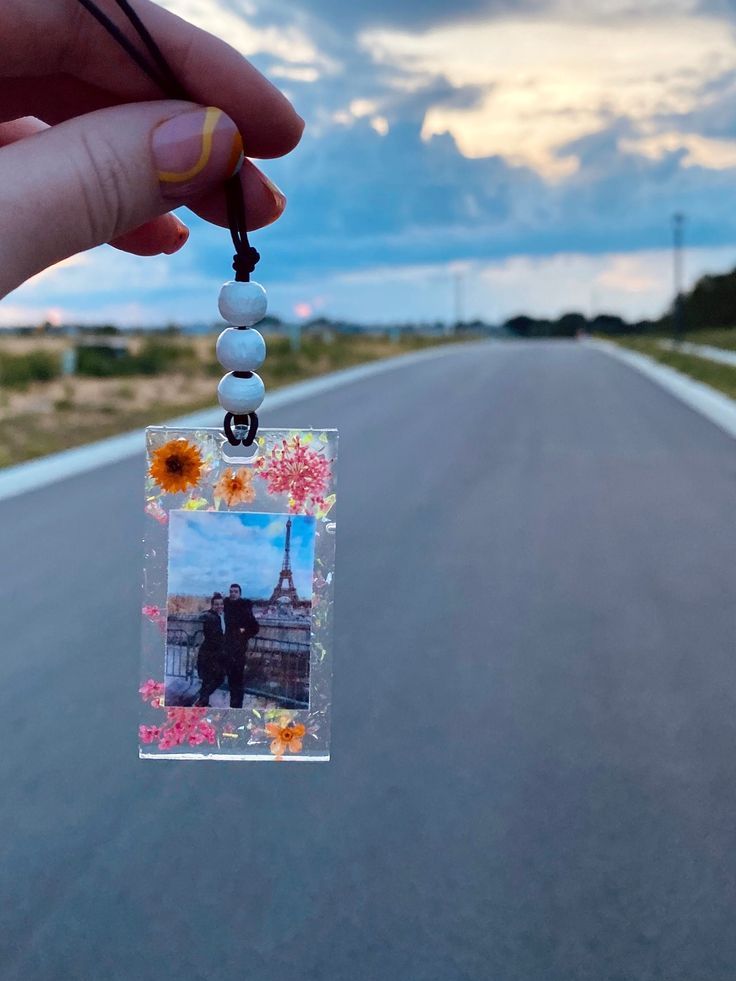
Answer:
[504,265,736,338]
[504,313,640,338]
[670,268,736,332]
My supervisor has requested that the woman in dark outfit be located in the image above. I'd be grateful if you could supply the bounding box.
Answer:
[195,593,227,707]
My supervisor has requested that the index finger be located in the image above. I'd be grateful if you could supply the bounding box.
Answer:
[1,0,304,159]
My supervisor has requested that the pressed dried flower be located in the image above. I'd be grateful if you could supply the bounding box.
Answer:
[139,725,162,744]
[145,498,168,524]
[149,438,203,494]
[265,718,306,758]
[255,436,331,514]
[139,678,164,701]
[138,681,218,750]
[214,467,256,507]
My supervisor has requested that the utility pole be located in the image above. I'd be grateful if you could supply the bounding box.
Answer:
[672,212,685,342]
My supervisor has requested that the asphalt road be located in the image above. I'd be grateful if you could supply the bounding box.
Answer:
[1,341,735,981]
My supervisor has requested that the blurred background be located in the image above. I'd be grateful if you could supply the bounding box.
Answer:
[1,1,736,980]
[2,0,736,465]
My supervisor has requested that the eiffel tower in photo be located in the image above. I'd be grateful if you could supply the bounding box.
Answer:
[269,517,299,604]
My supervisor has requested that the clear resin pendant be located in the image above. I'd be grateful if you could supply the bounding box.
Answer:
[140,426,338,761]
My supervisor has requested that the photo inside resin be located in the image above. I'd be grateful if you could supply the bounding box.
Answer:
[165,510,316,710]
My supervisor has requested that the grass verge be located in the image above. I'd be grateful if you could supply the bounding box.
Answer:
[604,336,736,401]
[675,328,736,351]
[0,333,473,467]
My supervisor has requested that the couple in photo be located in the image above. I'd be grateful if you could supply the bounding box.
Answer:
[196,584,260,708]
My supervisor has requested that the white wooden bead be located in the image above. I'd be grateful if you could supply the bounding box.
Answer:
[217,372,265,414]
[218,280,267,326]
[216,327,266,372]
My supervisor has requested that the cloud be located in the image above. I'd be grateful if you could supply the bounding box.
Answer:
[253,0,543,34]
[249,0,703,34]
[266,246,736,324]
[7,108,736,325]
[362,10,736,172]
[12,242,736,327]
[159,0,327,64]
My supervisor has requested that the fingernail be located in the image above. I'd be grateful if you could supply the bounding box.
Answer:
[162,219,190,254]
[154,107,244,199]
[261,173,286,216]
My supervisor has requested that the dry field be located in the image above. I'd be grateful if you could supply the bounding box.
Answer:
[0,331,463,466]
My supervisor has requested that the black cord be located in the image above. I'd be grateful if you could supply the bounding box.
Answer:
[75,0,258,283]
[225,176,260,282]
[75,0,177,97]
[223,412,258,447]
[111,0,187,99]
[75,0,260,445]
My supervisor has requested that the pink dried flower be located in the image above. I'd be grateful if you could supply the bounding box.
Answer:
[139,725,162,744]
[200,722,217,745]
[138,683,221,751]
[145,499,168,524]
[255,436,331,514]
[141,705,218,750]
[139,679,158,698]
[139,679,165,705]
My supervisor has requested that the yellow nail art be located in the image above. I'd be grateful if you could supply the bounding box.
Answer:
[226,130,245,178]
[157,107,223,183]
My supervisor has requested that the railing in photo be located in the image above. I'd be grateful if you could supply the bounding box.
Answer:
[165,627,202,681]
[245,629,310,709]
[165,615,311,709]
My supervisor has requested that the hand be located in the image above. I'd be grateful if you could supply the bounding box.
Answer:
[0,0,303,297]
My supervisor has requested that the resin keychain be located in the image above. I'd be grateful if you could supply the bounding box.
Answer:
[76,0,338,761]
[141,423,338,762]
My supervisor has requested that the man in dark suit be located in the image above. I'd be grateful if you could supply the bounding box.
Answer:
[195,592,226,707]
[223,582,260,708]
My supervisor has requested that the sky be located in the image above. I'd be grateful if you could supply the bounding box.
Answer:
[167,509,316,599]
[5,0,736,325]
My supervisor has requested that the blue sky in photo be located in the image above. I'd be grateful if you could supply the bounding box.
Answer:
[167,509,316,600]
[5,0,736,325]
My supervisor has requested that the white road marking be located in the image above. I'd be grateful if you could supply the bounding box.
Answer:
[0,345,461,503]
[589,338,736,440]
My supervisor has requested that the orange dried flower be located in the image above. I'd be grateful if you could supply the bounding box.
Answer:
[266,719,306,758]
[149,438,203,494]
[214,467,256,507]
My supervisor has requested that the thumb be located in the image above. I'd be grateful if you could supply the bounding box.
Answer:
[0,101,256,297]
